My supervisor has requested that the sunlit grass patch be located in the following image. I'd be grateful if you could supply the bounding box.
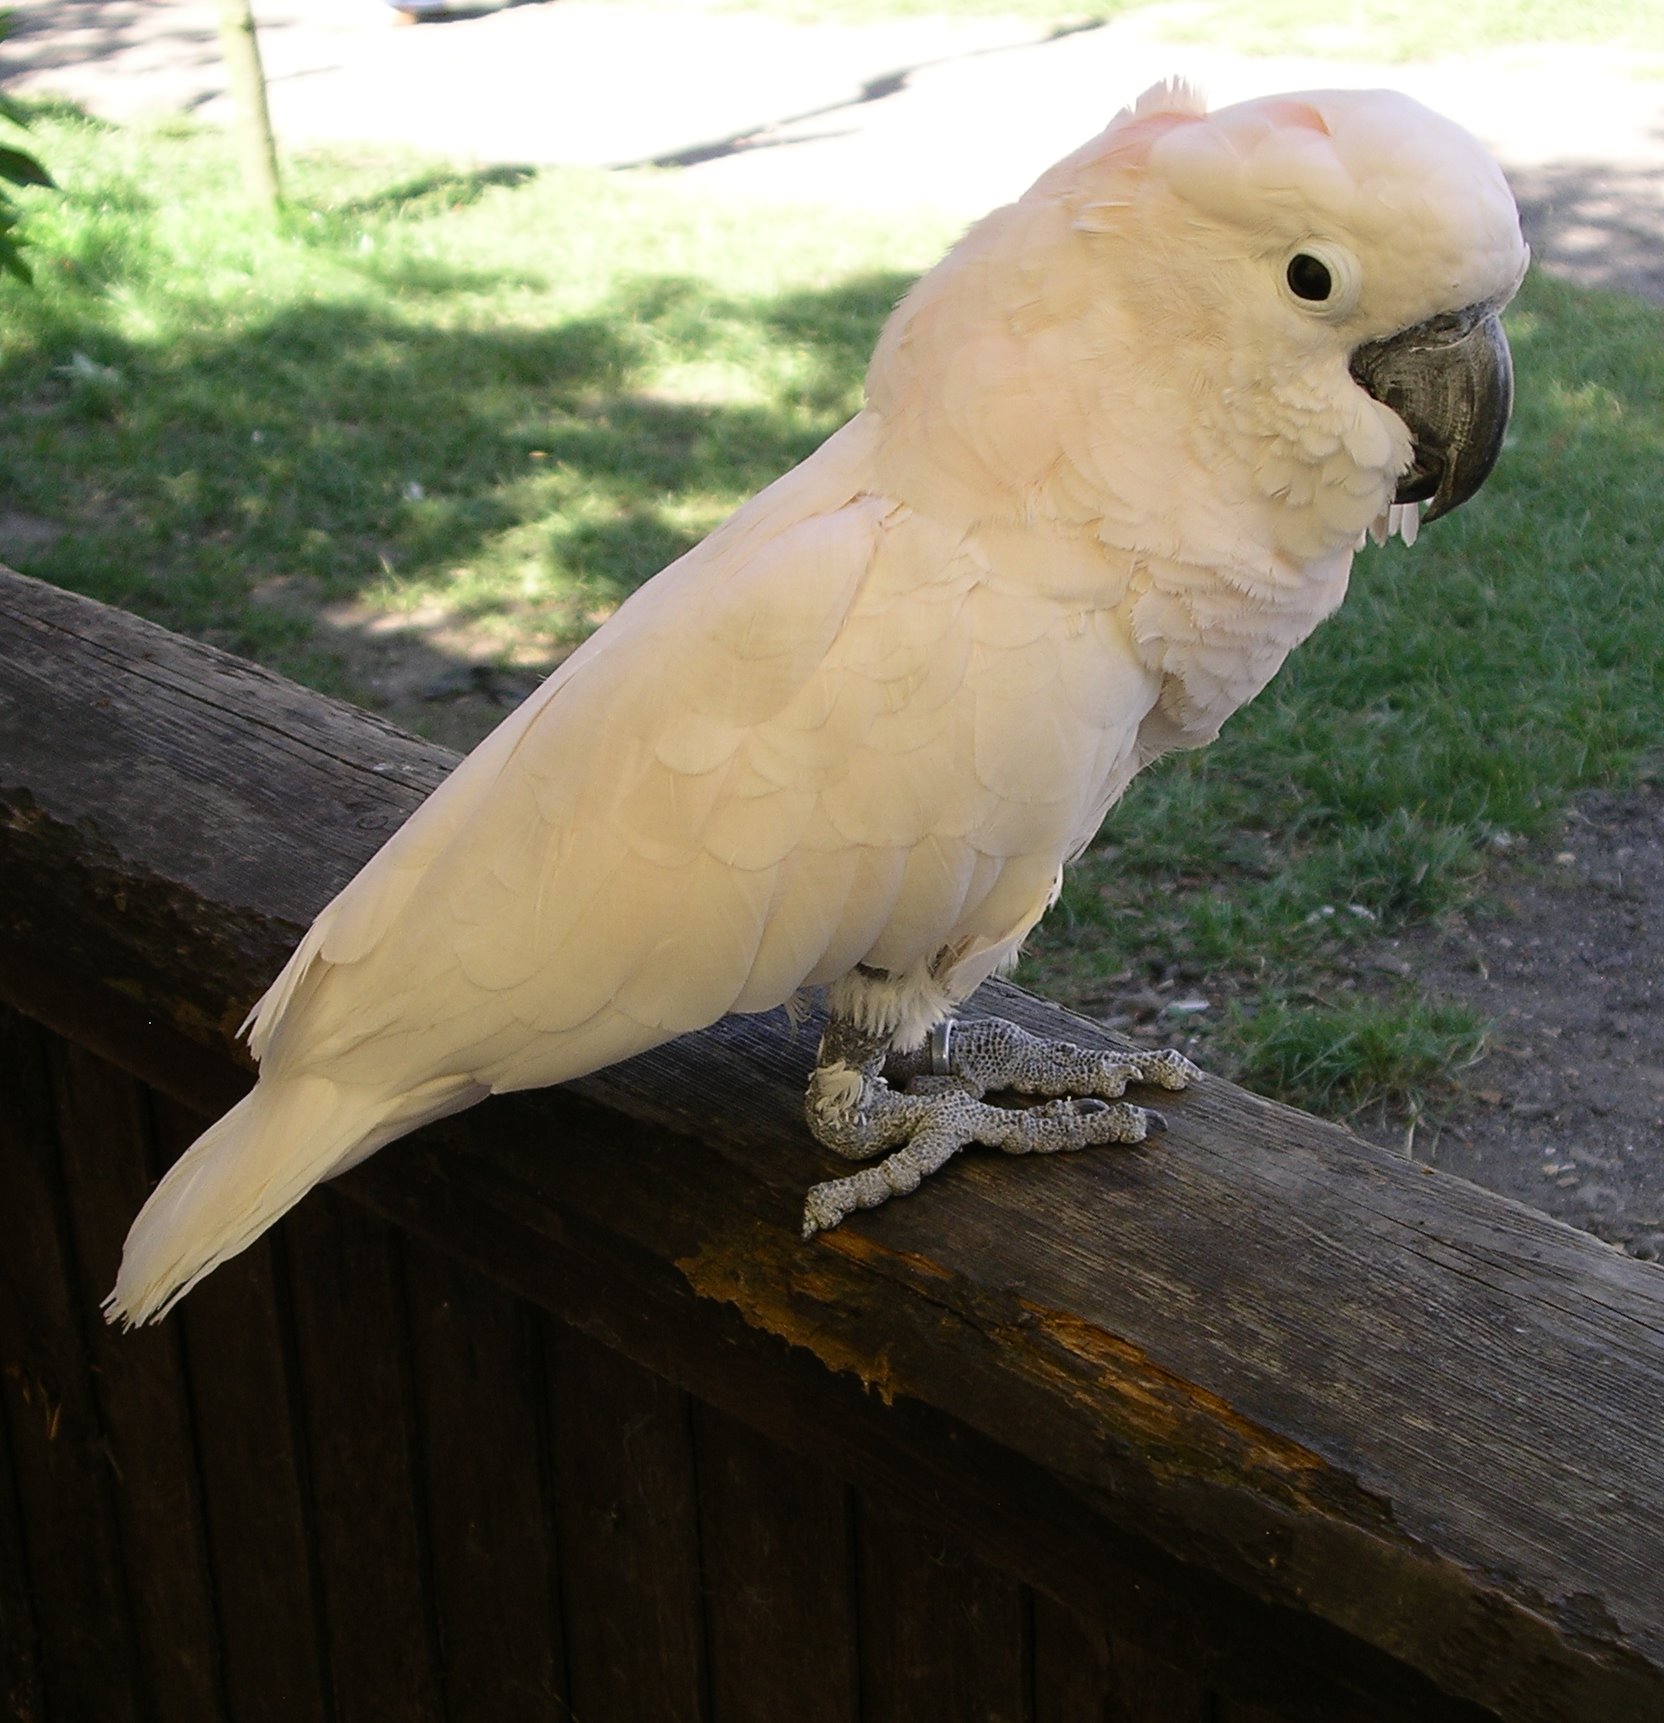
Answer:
[0,107,956,685]
[1157,0,1664,60]
[1226,993,1491,1120]
[680,0,1664,60]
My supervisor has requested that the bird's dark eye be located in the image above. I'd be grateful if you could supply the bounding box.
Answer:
[1286,253,1333,302]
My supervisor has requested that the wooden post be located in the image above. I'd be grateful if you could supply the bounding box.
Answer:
[215,0,282,210]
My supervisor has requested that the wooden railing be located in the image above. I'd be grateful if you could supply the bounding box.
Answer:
[3,563,1662,1723]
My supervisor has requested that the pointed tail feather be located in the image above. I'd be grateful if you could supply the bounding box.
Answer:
[104,1071,479,1327]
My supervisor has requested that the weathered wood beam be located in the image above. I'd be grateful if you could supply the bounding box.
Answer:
[4,564,1662,1723]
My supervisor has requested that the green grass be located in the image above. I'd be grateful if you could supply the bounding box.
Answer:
[1155,0,1664,61]
[0,108,958,687]
[3,108,1662,1120]
[1226,994,1491,1119]
[680,0,1664,60]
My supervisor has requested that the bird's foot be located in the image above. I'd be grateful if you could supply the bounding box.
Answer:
[800,1016,1197,1238]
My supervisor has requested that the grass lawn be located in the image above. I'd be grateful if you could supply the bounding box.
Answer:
[1170,0,1664,61]
[0,110,960,700]
[2,106,1661,1119]
[684,0,1664,62]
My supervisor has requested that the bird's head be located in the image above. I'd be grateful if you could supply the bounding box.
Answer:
[1057,82,1529,546]
[868,82,1527,559]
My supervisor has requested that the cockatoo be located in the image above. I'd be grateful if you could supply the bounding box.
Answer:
[106,82,1526,1326]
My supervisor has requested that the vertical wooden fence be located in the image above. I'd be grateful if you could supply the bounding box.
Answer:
[3,1008,1252,1722]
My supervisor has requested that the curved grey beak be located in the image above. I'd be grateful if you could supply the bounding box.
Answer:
[1349,303,1514,523]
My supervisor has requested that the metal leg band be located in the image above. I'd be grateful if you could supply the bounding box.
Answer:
[928,1019,955,1077]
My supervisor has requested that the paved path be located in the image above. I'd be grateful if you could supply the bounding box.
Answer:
[3,0,1663,300]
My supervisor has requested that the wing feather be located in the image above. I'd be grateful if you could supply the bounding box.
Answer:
[248,405,1169,1108]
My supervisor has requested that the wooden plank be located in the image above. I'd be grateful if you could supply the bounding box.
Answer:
[399,1233,568,1721]
[47,1038,225,1719]
[1030,1597,1217,1723]
[1032,1600,1112,1723]
[354,1107,1416,1723]
[1217,1702,1303,1723]
[0,1009,144,1723]
[542,1319,708,1723]
[155,1095,333,1723]
[692,1401,858,1723]
[1102,1636,1215,1723]
[855,1494,1030,1723]
[4,565,1664,1720]
[1029,1581,1287,1723]
[0,1338,46,1723]
[282,1190,443,1722]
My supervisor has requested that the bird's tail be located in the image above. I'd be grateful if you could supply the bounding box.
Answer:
[104,1070,478,1328]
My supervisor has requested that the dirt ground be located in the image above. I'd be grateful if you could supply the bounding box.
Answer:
[1044,775,1664,1264]
[1355,783,1664,1263]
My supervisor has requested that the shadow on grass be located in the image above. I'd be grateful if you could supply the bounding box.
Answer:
[328,164,540,221]
[0,260,913,746]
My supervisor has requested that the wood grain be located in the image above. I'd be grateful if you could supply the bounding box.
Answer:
[0,1013,144,1723]
[400,1234,569,1721]
[47,1040,225,1720]
[4,563,1664,1722]
[854,1495,1030,1723]
[693,1401,859,1723]
[1031,1597,1212,1723]
[157,1094,335,1723]
[542,1322,710,1722]
[283,1191,445,1722]
[0,1356,45,1723]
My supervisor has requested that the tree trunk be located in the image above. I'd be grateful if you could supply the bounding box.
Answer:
[216,0,282,210]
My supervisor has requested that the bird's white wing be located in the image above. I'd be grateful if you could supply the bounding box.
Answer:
[249,418,881,1078]
[249,422,1157,1097]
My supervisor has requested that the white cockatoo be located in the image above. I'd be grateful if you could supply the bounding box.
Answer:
[107,82,1526,1326]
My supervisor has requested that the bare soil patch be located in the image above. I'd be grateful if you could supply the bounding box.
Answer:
[1359,778,1664,1262]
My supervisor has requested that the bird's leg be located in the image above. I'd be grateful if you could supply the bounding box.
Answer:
[801,1015,1197,1238]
